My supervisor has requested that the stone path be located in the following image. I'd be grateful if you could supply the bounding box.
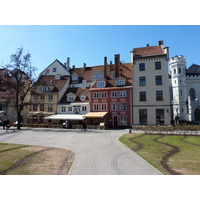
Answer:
[0,128,163,175]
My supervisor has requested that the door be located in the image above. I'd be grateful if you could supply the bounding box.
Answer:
[114,116,118,127]
[194,108,200,122]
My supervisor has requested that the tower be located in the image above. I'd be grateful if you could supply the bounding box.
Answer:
[170,55,187,121]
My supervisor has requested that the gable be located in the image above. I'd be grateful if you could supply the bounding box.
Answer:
[40,59,70,76]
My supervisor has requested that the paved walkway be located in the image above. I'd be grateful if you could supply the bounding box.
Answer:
[0,127,163,175]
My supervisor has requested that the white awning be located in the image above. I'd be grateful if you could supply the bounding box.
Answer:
[44,114,85,120]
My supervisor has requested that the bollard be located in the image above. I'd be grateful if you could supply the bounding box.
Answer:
[129,129,132,133]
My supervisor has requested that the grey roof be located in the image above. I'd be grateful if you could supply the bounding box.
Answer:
[186,64,200,75]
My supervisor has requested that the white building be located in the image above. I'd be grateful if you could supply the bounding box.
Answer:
[131,41,171,125]
[170,56,200,123]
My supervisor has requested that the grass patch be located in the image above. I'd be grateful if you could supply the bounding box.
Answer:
[119,133,200,175]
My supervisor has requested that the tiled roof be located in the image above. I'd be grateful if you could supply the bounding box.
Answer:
[70,65,104,82]
[186,64,200,75]
[133,46,165,57]
[70,63,132,83]
[59,87,90,104]
[34,75,69,92]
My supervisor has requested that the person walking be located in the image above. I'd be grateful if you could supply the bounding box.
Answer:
[82,121,87,131]
[2,119,6,130]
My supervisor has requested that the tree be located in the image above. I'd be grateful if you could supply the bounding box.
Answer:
[0,47,38,129]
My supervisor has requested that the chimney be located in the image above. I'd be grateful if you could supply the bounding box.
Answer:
[83,63,86,69]
[158,40,164,46]
[115,54,120,77]
[104,57,107,79]
[146,44,149,47]
[67,57,70,70]
[82,79,86,89]
[72,65,75,69]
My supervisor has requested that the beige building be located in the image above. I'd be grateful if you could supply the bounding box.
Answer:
[131,41,171,125]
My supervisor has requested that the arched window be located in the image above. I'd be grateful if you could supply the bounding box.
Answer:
[174,68,176,74]
[179,68,181,73]
[189,88,196,100]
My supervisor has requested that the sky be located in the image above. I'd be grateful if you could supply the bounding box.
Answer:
[0,25,200,77]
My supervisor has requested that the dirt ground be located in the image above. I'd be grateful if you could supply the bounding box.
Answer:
[0,145,75,175]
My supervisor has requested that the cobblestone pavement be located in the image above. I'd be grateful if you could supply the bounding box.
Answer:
[0,127,163,175]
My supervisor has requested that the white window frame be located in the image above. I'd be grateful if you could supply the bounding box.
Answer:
[48,104,53,112]
[94,92,99,98]
[112,91,118,98]
[48,94,53,100]
[101,103,107,111]
[120,91,126,97]
[68,107,72,112]
[120,116,127,125]
[82,106,87,111]
[111,103,117,111]
[93,103,99,111]
[116,80,125,86]
[97,81,105,88]
[120,103,127,111]
[61,107,66,112]
[101,92,107,98]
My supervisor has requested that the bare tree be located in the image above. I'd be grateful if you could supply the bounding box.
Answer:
[0,47,38,129]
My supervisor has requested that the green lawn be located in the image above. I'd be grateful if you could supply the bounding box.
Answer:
[119,133,200,175]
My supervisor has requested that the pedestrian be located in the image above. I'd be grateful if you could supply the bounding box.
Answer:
[83,121,87,131]
[6,119,10,131]
[2,119,6,130]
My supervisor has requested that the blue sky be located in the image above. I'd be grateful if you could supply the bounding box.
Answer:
[0,25,200,76]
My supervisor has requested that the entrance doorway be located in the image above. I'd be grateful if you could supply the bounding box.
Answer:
[114,116,118,127]
[194,108,200,122]
[156,109,164,125]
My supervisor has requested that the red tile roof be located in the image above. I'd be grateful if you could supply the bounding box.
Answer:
[34,75,69,93]
[133,46,165,57]
[59,87,90,104]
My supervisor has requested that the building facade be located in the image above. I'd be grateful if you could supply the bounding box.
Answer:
[131,41,171,125]
[170,56,200,124]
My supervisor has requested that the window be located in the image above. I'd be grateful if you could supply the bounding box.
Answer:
[94,92,99,98]
[72,75,78,81]
[139,77,146,86]
[98,74,103,79]
[139,63,145,71]
[82,106,87,111]
[155,76,162,85]
[120,103,126,111]
[80,95,86,101]
[140,92,146,101]
[40,95,45,100]
[179,68,181,73]
[93,73,103,80]
[189,88,196,100]
[40,104,44,111]
[68,96,74,101]
[61,107,66,112]
[102,92,107,98]
[116,80,124,86]
[48,104,53,112]
[68,107,72,112]
[48,86,52,92]
[33,104,37,111]
[93,75,98,80]
[101,103,107,111]
[94,104,99,111]
[174,68,176,74]
[53,68,57,72]
[33,95,38,100]
[155,62,161,69]
[156,109,164,125]
[111,72,115,79]
[139,109,147,125]
[43,86,47,92]
[112,103,117,111]
[38,86,42,91]
[112,91,117,97]
[97,81,105,88]
[156,91,163,101]
[120,91,126,97]
[48,94,53,100]
[120,116,127,125]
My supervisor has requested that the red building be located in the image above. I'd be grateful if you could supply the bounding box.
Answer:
[88,55,132,128]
